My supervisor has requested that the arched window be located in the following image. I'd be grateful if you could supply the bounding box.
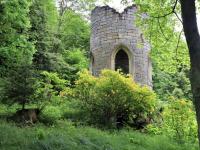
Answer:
[115,49,129,74]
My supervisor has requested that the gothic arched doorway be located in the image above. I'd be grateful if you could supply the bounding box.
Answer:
[115,49,129,74]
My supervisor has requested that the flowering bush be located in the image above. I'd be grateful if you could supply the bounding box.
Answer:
[74,69,157,128]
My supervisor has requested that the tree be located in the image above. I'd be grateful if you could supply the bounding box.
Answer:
[59,10,90,51]
[0,0,36,107]
[62,49,89,84]
[114,1,191,101]
[29,0,89,84]
[29,0,59,71]
[57,0,97,16]
[180,0,200,146]
[132,0,200,145]
[2,64,35,110]
[56,0,111,34]
[0,0,35,77]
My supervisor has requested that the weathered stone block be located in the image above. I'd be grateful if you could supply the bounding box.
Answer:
[90,5,152,87]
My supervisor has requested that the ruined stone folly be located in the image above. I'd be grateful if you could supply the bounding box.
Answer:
[90,5,152,87]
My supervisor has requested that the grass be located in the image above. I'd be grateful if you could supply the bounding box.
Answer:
[0,103,198,150]
[0,119,198,150]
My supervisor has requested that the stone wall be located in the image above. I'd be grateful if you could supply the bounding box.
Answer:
[90,5,152,87]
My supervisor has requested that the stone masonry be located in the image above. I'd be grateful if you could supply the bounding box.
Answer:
[90,5,152,87]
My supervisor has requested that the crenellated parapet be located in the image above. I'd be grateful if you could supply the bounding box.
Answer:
[90,5,152,87]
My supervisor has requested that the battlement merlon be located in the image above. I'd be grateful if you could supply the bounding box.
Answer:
[90,5,152,87]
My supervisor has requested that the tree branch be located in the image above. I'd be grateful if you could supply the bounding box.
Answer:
[150,0,178,18]
[174,11,183,24]
[175,29,183,65]
[157,18,169,41]
[149,0,183,42]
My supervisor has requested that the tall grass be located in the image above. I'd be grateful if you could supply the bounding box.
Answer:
[0,120,198,150]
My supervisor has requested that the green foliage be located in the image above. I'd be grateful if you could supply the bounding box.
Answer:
[0,0,35,76]
[0,0,197,148]
[61,49,89,84]
[29,1,90,82]
[133,3,195,143]
[150,26,191,100]
[153,66,192,100]
[40,0,58,32]
[29,0,59,71]
[39,106,62,125]
[147,98,197,143]
[40,71,68,92]
[162,98,197,143]
[133,0,191,100]
[34,71,68,108]
[1,64,35,109]
[64,49,89,69]
[74,70,96,103]
[74,69,157,128]
[57,0,99,15]
[0,119,198,150]
[59,10,90,51]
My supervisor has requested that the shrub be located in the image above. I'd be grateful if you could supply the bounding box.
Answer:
[34,71,69,109]
[163,98,197,143]
[146,97,197,144]
[39,106,62,125]
[74,69,157,128]
[2,64,35,110]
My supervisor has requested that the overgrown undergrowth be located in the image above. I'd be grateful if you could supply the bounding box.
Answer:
[0,119,198,150]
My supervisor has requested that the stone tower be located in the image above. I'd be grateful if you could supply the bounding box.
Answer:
[90,5,152,87]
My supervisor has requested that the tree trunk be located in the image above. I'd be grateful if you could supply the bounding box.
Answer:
[180,0,200,146]
[22,102,25,110]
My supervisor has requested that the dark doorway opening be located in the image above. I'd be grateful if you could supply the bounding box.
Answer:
[115,49,129,74]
